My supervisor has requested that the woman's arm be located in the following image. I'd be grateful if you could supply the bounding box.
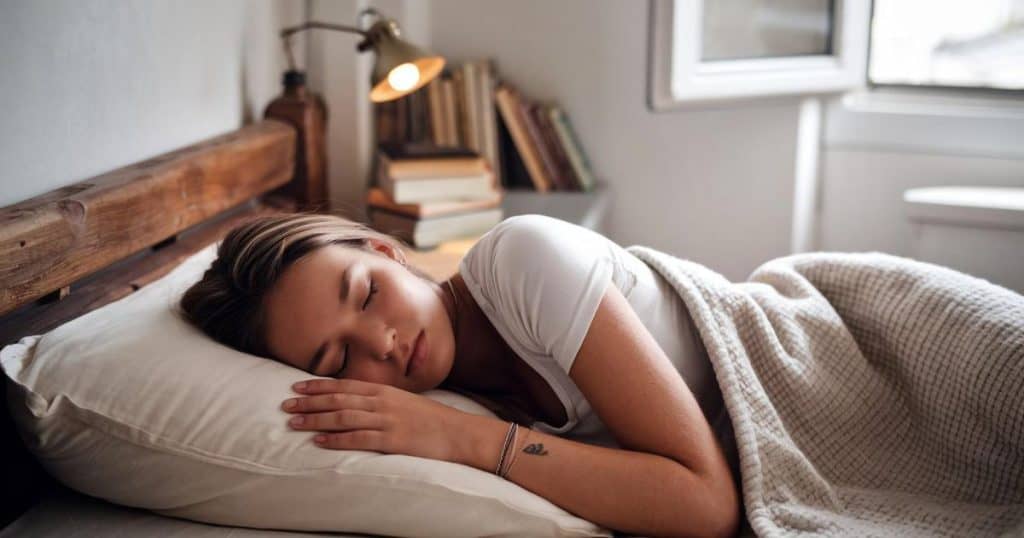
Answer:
[452,283,739,538]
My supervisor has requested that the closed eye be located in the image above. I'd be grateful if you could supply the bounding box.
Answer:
[334,279,377,378]
[363,278,378,309]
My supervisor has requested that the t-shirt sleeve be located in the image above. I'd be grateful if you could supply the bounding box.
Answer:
[459,215,614,374]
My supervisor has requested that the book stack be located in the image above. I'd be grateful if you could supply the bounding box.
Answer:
[367,142,503,249]
[377,59,501,185]
[374,59,595,194]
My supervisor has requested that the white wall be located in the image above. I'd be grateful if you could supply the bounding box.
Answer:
[5,0,1019,284]
[422,0,801,281]
[818,96,1024,256]
[0,0,306,207]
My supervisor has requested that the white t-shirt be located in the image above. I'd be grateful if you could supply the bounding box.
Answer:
[458,215,731,452]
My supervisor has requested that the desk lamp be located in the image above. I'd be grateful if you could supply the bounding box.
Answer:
[265,8,445,209]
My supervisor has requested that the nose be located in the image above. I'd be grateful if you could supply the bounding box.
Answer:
[378,325,397,361]
[352,319,396,362]
[340,312,399,370]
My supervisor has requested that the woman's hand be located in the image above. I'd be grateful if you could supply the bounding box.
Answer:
[281,378,468,462]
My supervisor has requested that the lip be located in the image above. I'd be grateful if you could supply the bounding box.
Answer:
[406,330,426,376]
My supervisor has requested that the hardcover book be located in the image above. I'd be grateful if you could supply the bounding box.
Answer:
[495,85,551,192]
[377,143,487,180]
[547,105,596,192]
[366,187,502,219]
[518,97,563,191]
[369,207,504,248]
[532,104,581,191]
[377,165,496,204]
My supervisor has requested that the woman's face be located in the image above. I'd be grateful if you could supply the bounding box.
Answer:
[262,241,456,393]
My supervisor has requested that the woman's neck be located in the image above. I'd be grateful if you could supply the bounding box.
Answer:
[439,274,521,395]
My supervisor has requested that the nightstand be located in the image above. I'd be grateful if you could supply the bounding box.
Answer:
[399,183,609,281]
[401,237,479,282]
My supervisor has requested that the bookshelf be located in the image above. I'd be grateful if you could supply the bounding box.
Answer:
[371,57,605,259]
[501,182,609,232]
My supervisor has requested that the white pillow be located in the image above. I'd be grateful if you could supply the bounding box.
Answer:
[1,244,611,537]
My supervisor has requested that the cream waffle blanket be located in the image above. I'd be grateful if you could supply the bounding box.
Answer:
[625,248,1024,537]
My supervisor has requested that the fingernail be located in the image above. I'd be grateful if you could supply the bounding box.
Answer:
[314,435,326,443]
[293,382,307,390]
[289,416,304,426]
[283,399,297,410]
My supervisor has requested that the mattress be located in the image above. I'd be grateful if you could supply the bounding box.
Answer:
[1,487,379,538]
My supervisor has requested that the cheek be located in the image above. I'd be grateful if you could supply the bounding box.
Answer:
[387,275,431,313]
[350,367,387,385]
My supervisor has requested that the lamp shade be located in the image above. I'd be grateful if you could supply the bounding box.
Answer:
[366,21,445,102]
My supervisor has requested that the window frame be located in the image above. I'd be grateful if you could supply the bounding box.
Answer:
[831,0,1024,160]
[864,0,1024,98]
[648,0,871,110]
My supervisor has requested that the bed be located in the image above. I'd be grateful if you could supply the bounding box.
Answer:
[9,118,1016,537]
[1,113,629,538]
[0,120,381,537]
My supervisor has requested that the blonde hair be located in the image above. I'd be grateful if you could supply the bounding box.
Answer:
[179,212,424,358]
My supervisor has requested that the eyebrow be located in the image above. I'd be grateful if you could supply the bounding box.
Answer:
[340,265,353,304]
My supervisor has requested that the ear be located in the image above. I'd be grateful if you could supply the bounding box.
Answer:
[366,238,408,267]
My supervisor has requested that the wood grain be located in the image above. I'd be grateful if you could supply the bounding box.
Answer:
[0,198,295,346]
[0,120,295,316]
[264,86,328,210]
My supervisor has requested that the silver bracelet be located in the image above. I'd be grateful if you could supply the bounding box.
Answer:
[499,424,521,478]
[494,422,518,475]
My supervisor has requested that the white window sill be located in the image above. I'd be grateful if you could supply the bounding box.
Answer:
[826,88,1024,160]
[840,87,1024,120]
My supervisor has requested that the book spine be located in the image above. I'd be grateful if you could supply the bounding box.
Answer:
[375,100,396,145]
[407,90,429,143]
[495,101,532,189]
[494,85,551,192]
[518,95,563,191]
[370,207,503,249]
[367,187,501,219]
[462,63,482,153]
[477,60,502,188]
[441,76,459,147]
[394,95,409,143]
[548,106,595,192]
[390,177,497,204]
[385,159,489,179]
[426,79,444,146]
[535,104,581,191]
[453,69,471,151]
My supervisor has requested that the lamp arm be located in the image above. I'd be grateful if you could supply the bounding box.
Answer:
[279,21,372,71]
[279,21,367,40]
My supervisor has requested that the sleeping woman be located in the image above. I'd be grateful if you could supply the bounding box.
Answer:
[179,212,742,538]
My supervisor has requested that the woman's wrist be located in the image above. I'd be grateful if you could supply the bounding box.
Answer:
[451,413,516,473]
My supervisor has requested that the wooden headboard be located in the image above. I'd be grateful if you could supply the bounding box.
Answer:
[0,120,301,527]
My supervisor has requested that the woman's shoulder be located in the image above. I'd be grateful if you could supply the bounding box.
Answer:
[466,214,612,266]
[484,214,578,246]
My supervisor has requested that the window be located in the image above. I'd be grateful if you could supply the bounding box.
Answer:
[868,0,1024,93]
[648,0,871,109]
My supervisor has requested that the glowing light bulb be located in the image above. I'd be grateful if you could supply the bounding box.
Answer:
[387,63,420,92]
